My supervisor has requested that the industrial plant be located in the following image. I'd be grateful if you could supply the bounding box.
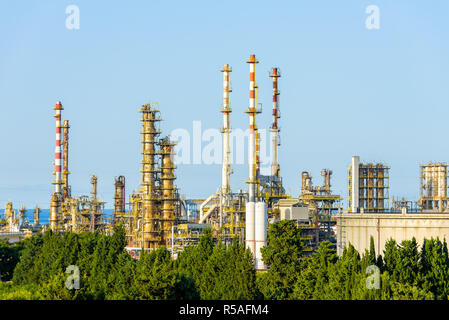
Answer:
[3,54,449,269]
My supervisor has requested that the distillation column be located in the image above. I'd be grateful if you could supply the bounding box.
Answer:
[89,175,98,232]
[34,206,41,226]
[269,68,281,178]
[160,137,177,243]
[91,175,97,201]
[50,101,64,231]
[140,103,161,249]
[114,176,126,217]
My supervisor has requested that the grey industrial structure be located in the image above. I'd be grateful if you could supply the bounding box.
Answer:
[337,156,449,256]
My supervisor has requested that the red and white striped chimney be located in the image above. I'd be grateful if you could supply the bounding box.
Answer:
[246,54,258,203]
[53,101,64,193]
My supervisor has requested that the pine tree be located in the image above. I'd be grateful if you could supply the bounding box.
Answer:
[397,238,420,285]
[383,238,399,281]
[292,241,336,300]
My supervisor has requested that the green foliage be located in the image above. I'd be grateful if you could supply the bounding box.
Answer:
[37,270,82,300]
[129,248,197,300]
[5,222,449,301]
[11,234,44,284]
[0,240,21,281]
[291,237,447,300]
[0,282,42,300]
[419,238,449,299]
[388,281,434,300]
[175,230,258,300]
[8,226,129,300]
[292,241,337,300]
[258,220,303,300]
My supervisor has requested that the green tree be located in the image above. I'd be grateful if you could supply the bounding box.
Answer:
[37,270,82,300]
[259,220,303,299]
[225,239,259,299]
[292,240,336,300]
[325,243,361,299]
[419,238,449,299]
[105,253,137,300]
[0,240,21,281]
[175,228,215,297]
[396,238,420,285]
[132,248,198,300]
[12,233,44,284]
[383,238,400,280]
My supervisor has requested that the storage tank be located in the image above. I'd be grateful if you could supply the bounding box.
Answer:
[255,201,267,270]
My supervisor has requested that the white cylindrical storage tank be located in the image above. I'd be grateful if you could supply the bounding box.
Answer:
[255,201,267,270]
[245,202,256,255]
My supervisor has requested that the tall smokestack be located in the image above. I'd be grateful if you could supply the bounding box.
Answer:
[246,54,259,203]
[351,156,360,213]
[50,101,63,231]
[269,68,281,178]
[53,101,63,193]
[220,64,232,195]
[245,54,261,256]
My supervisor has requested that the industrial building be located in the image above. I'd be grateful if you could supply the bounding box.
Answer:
[337,156,449,256]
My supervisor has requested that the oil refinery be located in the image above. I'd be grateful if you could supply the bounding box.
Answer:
[3,53,449,270]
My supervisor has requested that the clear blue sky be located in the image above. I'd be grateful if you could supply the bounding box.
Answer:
[1,1,448,209]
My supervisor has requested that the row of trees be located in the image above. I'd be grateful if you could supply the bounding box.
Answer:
[1,221,449,300]
[259,220,449,300]
[0,226,259,299]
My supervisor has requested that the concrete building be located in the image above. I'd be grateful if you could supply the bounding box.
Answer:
[338,156,449,256]
[337,210,449,256]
